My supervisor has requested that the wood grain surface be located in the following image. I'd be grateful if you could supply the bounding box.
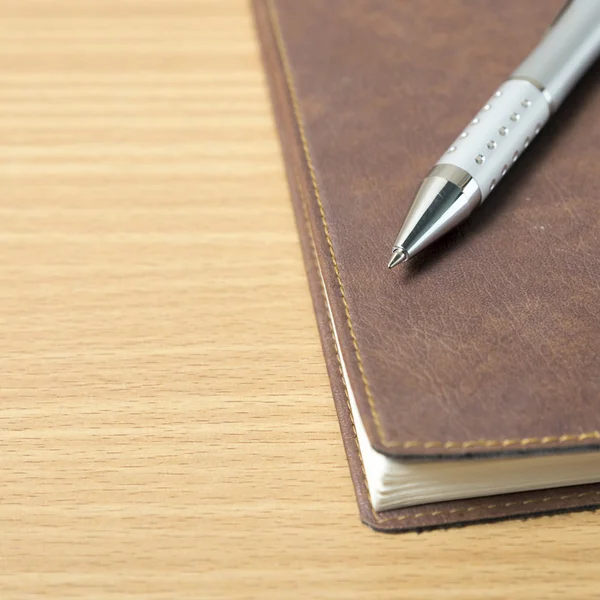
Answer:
[1,1,599,598]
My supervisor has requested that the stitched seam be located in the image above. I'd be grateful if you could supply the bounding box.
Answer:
[376,491,600,524]
[295,169,381,523]
[266,0,386,446]
[265,0,600,451]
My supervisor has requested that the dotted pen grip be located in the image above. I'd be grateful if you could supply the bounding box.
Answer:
[436,79,551,201]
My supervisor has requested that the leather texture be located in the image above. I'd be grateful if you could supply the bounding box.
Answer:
[253,0,600,531]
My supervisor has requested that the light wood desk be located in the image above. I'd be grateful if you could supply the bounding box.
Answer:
[1,1,599,598]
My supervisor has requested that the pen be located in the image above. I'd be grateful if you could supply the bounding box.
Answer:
[388,0,600,268]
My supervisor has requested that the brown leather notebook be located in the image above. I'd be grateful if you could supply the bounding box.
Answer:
[252,0,600,532]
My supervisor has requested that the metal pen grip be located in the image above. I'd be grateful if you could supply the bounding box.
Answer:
[511,0,600,110]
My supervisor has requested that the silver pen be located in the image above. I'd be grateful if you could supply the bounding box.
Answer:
[388,0,600,268]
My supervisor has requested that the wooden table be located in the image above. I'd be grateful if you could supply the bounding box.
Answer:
[1,1,599,598]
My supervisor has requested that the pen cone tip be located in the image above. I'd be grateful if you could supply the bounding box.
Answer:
[387,248,408,269]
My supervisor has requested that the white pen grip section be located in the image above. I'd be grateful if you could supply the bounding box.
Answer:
[435,80,550,201]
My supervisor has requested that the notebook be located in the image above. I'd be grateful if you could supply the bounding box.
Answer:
[252,0,600,532]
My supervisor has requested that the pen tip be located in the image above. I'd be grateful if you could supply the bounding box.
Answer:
[387,248,408,269]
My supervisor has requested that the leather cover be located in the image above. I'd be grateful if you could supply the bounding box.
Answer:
[252,0,600,531]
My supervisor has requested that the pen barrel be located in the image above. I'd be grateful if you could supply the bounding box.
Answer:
[435,80,550,202]
[511,0,600,109]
